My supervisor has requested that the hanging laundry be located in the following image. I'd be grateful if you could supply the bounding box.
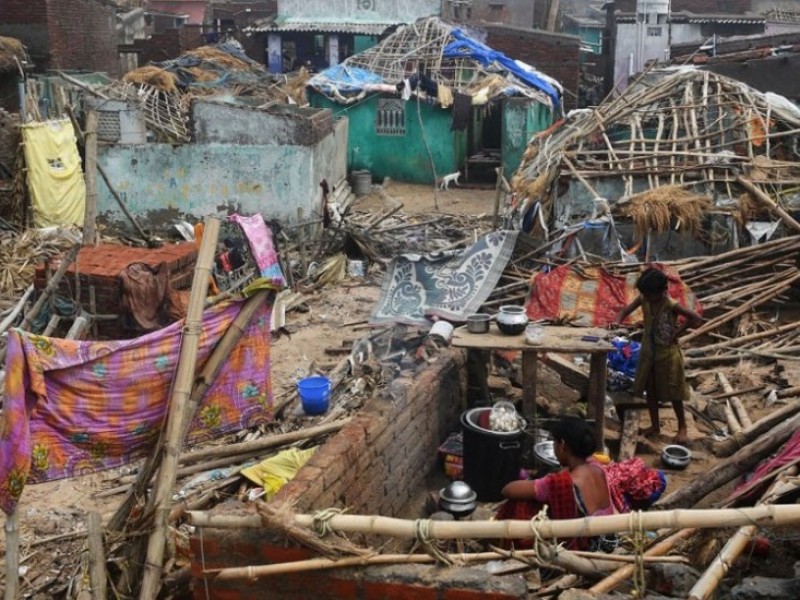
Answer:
[451,92,472,131]
[437,84,454,108]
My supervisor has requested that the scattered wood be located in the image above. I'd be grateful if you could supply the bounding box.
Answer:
[617,408,641,461]
[86,511,107,600]
[717,373,752,429]
[714,401,800,457]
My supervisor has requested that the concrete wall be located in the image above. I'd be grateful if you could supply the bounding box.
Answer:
[312,93,467,184]
[443,0,535,27]
[502,98,552,179]
[278,0,440,22]
[96,118,348,229]
[192,101,333,146]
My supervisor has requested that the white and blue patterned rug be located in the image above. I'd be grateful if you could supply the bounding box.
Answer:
[370,230,518,326]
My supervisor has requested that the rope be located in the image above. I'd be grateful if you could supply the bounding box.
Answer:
[529,504,562,562]
[311,508,345,538]
[629,510,647,598]
[409,519,455,565]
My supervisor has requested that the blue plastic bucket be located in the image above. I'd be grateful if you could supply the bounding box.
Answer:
[297,376,331,415]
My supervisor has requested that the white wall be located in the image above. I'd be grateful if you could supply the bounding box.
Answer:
[278,0,440,22]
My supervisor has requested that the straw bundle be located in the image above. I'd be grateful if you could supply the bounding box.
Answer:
[620,185,712,238]
[0,230,74,303]
[0,36,24,72]
[283,68,311,105]
[184,67,219,83]
[186,47,254,71]
[736,191,770,224]
[123,66,179,94]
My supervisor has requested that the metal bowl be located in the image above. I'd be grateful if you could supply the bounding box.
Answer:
[533,441,561,470]
[439,481,478,518]
[466,313,490,334]
[661,444,691,470]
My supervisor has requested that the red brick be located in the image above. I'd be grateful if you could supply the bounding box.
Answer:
[443,590,519,600]
[363,582,439,600]
[260,543,313,564]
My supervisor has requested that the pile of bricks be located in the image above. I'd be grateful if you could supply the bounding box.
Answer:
[34,243,198,338]
[188,350,534,599]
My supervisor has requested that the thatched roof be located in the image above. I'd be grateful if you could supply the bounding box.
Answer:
[0,36,25,73]
[512,68,800,226]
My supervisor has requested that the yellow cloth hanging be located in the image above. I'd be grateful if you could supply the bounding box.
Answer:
[437,84,454,108]
[241,446,318,500]
[22,119,86,228]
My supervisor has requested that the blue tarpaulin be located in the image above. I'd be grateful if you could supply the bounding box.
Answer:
[442,29,561,108]
[308,64,385,96]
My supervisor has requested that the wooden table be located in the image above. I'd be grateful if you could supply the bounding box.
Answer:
[452,324,614,450]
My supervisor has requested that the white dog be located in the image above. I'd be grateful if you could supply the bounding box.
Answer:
[437,170,461,190]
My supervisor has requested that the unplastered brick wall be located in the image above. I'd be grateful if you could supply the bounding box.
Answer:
[483,24,581,112]
[189,348,527,599]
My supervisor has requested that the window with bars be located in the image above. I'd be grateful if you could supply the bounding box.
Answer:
[376,99,406,135]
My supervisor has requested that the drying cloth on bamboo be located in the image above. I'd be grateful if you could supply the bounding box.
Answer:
[450,92,472,131]
[118,262,185,331]
[525,264,701,327]
[228,213,286,287]
[732,426,800,503]
[21,119,86,228]
[241,446,318,500]
[371,230,518,326]
[0,299,274,515]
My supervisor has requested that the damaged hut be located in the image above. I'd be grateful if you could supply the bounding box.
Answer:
[511,68,800,260]
[307,17,563,184]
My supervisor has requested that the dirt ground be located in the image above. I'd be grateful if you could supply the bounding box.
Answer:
[1,182,798,596]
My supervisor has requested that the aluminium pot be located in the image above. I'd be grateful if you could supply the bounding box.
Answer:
[466,313,490,334]
[496,305,529,336]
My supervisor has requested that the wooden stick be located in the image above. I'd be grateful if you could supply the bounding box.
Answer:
[140,217,219,600]
[492,167,503,231]
[688,469,798,600]
[0,284,34,336]
[188,504,800,539]
[96,163,156,247]
[82,110,98,246]
[737,176,800,234]
[717,373,752,429]
[657,410,800,509]
[617,408,641,461]
[589,529,696,594]
[721,399,742,435]
[707,384,764,401]
[714,401,800,457]
[19,243,80,333]
[87,511,107,600]
[4,507,19,600]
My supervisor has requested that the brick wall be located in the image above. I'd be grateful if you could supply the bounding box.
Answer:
[133,25,206,65]
[0,0,119,75]
[0,108,20,168]
[188,349,533,599]
[483,25,581,112]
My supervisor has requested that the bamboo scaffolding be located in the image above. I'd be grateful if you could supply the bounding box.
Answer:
[139,217,220,600]
[188,504,800,540]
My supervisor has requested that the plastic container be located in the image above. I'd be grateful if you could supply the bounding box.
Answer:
[461,407,526,501]
[297,376,331,415]
[430,320,454,341]
[525,324,544,345]
[352,170,372,196]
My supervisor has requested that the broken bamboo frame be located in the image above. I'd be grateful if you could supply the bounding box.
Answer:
[737,176,800,234]
[188,504,800,539]
[82,110,98,246]
[589,529,697,594]
[714,400,800,457]
[139,217,219,600]
[657,410,800,509]
[0,284,34,336]
[688,469,798,600]
[18,243,80,333]
[96,163,156,247]
[4,507,19,600]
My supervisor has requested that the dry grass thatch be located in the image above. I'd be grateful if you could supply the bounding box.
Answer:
[185,46,254,71]
[620,185,713,238]
[123,66,180,94]
[0,36,25,72]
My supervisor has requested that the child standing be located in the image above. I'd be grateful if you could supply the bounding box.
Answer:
[616,268,703,444]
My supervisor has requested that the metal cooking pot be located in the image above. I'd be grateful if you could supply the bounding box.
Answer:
[439,481,478,518]
[466,313,490,334]
[496,305,529,335]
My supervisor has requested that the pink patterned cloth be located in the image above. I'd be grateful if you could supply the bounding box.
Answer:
[228,214,285,287]
[604,458,667,512]
[0,299,274,515]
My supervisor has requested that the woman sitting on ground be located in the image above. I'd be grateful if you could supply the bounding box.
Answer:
[496,416,615,550]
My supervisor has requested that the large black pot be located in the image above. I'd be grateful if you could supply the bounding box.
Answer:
[461,408,526,502]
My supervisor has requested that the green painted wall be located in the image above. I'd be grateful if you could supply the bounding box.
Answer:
[353,35,379,53]
[501,98,552,179]
[565,25,603,54]
[311,93,467,184]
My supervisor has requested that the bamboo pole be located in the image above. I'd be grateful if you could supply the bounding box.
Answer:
[139,217,220,600]
[4,507,19,600]
[717,373,752,429]
[87,511,107,600]
[96,163,156,247]
[187,504,800,539]
[737,176,800,234]
[19,243,80,332]
[714,401,800,457]
[0,284,34,336]
[589,529,696,594]
[688,469,798,600]
[657,410,800,509]
[82,110,98,246]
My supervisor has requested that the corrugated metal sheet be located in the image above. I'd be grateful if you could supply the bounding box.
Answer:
[250,20,392,35]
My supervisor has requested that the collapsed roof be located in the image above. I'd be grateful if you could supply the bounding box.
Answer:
[512,68,800,229]
[307,17,562,110]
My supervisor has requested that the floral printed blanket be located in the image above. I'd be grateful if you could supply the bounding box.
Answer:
[0,299,273,515]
